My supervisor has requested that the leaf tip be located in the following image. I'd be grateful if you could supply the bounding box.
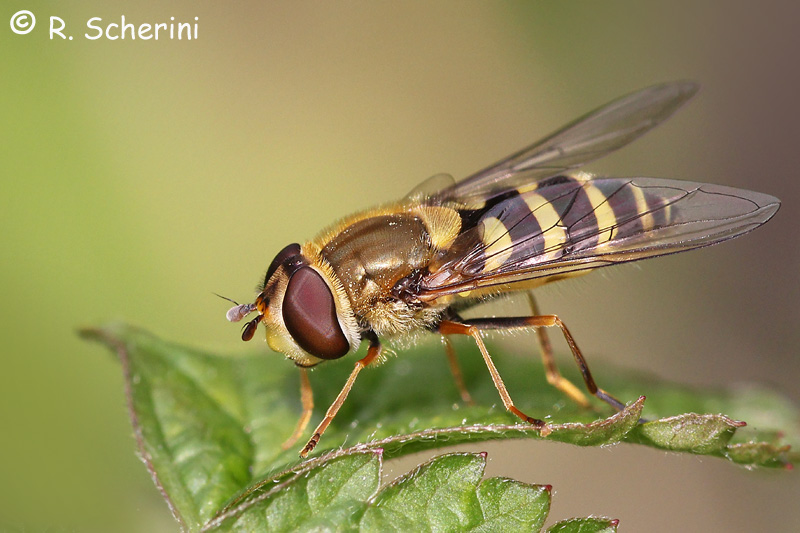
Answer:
[370,447,385,458]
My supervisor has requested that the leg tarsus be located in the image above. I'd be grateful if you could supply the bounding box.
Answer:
[299,338,382,457]
[596,387,626,411]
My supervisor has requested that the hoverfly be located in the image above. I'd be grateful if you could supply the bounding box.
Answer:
[226,81,780,457]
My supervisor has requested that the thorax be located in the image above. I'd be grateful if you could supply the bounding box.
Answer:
[312,206,458,337]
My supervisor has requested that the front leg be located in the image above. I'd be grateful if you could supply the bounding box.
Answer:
[300,334,382,457]
[281,367,314,450]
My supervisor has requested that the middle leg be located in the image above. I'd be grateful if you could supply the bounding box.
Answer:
[526,293,591,408]
[438,320,548,432]
[462,313,627,411]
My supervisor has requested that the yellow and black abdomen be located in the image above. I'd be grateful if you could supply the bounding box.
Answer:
[421,172,773,297]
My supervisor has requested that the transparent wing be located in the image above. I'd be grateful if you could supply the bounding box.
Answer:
[405,173,456,201]
[434,81,699,205]
[420,176,780,297]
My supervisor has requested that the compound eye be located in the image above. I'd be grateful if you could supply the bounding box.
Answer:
[283,266,349,360]
[265,243,302,285]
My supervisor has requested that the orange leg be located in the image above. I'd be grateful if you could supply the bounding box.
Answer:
[441,335,474,405]
[300,338,382,457]
[526,294,591,408]
[456,314,626,411]
[282,368,314,450]
[438,320,547,432]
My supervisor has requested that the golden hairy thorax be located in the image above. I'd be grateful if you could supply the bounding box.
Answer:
[308,203,461,337]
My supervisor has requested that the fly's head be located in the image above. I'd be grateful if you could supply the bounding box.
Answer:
[226,242,361,367]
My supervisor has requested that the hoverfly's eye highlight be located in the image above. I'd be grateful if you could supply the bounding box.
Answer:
[283,266,349,360]
[265,243,302,285]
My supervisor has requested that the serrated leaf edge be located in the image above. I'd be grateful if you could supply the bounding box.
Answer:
[80,327,191,531]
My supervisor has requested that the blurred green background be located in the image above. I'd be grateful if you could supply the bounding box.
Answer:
[2,1,798,531]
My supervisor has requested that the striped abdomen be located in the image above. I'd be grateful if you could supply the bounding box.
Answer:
[421,172,774,296]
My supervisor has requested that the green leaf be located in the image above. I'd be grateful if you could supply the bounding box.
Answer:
[210,451,556,531]
[81,323,797,530]
[547,517,619,533]
[473,476,551,532]
[358,452,555,532]
[360,452,486,531]
[207,450,380,532]
[209,451,568,532]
